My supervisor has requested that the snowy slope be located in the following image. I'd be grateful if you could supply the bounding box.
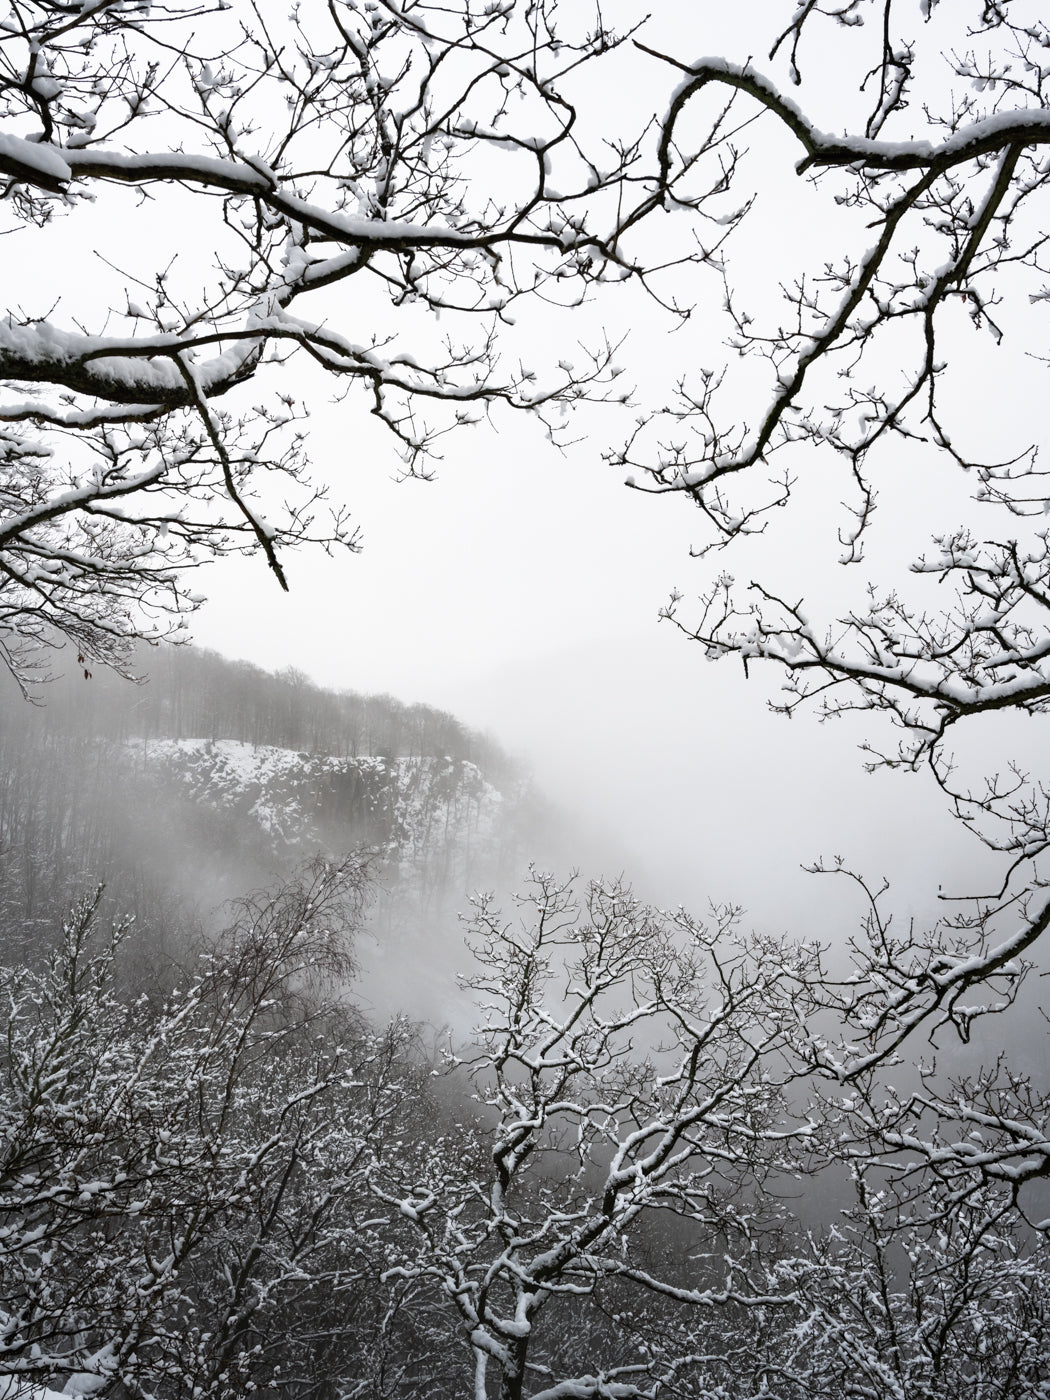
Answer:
[133,738,517,895]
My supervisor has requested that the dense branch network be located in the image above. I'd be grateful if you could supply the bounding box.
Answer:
[3,6,1050,1398]
[371,873,823,1400]
[0,0,693,687]
[605,1,1050,909]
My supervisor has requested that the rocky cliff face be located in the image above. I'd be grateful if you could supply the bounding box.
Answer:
[134,737,519,898]
[123,737,534,1015]
[0,651,540,1005]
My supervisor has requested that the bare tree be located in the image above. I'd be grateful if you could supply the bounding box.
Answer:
[627,3,1050,551]
[766,1167,1050,1399]
[0,856,421,1400]
[5,863,1047,1397]
[0,0,680,690]
[371,871,824,1400]
[589,2,1050,1001]
[7,5,1050,1393]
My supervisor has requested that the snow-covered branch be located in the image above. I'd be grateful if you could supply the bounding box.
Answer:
[0,0,672,686]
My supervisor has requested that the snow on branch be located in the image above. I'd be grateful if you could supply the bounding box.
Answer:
[0,0,667,688]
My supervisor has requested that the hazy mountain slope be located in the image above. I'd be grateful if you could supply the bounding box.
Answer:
[0,648,539,993]
[15,642,515,779]
[136,737,517,896]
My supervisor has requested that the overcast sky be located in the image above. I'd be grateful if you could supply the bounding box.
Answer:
[176,1,1033,937]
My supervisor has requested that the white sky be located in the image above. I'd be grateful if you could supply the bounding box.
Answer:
[193,377,990,935]
[185,0,1027,936]
[12,0,1038,937]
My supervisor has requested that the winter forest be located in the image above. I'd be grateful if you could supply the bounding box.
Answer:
[3,0,1050,1397]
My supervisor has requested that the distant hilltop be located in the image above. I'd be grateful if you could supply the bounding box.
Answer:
[0,645,541,960]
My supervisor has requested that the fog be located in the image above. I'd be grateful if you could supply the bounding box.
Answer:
[5,0,1038,955]
[179,0,1047,949]
[189,386,1000,956]
[6,3,1050,1393]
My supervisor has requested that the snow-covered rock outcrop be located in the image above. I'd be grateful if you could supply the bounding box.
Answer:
[133,738,520,901]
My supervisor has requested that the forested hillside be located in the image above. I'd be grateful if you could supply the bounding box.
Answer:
[4,0,1050,1394]
[8,644,514,773]
[0,647,533,984]
[1,634,1047,1400]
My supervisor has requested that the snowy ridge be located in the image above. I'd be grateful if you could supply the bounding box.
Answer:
[134,738,513,890]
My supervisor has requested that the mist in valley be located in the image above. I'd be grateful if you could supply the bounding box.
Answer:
[4,632,1047,1399]
[4,0,1050,1396]
[3,418,1049,1400]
